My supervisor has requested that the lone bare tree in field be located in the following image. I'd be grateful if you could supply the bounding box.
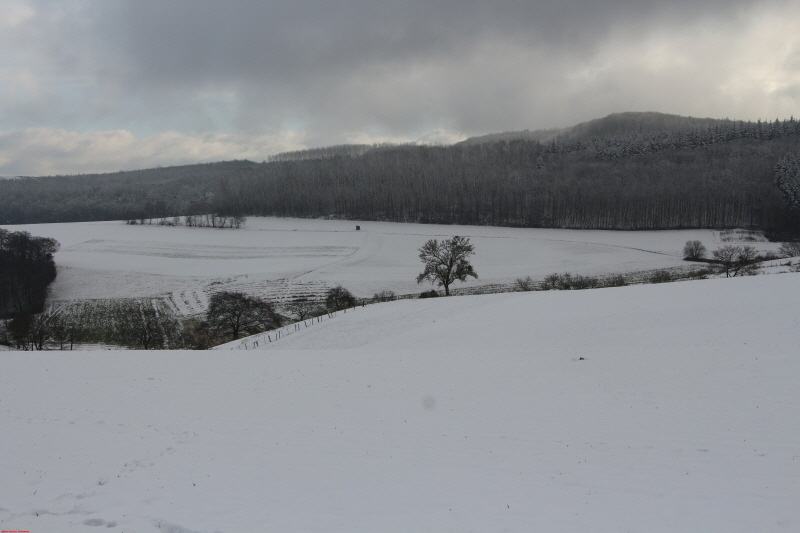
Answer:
[416,236,478,296]
[683,240,707,261]
[712,245,758,277]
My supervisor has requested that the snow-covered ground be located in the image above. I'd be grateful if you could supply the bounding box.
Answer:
[2,273,798,532]
[1,217,781,313]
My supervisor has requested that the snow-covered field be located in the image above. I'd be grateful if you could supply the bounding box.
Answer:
[2,273,799,532]
[1,217,781,314]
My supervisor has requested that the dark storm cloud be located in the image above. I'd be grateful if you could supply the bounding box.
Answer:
[73,1,764,135]
[85,0,752,90]
[2,0,797,174]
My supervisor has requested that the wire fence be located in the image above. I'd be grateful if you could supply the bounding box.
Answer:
[214,305,366,350]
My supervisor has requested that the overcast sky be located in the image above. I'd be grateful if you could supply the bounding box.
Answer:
[1,0,798,176]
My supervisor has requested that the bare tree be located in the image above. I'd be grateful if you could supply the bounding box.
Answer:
[779,241,800,258]
[50,313,82,350]
[683,240,707,261]
[712,245,759,277]
[125,311,165,350]
[325,286,356,311]
[206,291,281,342]
[6,312,54,350]
[416,236,478,296]
[286,297,322,321]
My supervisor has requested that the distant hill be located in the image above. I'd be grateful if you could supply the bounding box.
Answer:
[455,126,570,146]
[265,112,750,162]
[457,112,737,146]
[219,113,800,236]
[0,160,259,225]
[2,112,799,236]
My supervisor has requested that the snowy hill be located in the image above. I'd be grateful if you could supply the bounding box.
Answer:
[456,111,733,146]
[2,273,799,532]
[2,217,779,312]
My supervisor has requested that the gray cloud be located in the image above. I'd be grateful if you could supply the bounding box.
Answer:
[0,127,306,176]
[1,0,798,174]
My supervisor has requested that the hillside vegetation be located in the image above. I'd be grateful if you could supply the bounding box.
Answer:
[0,160,256,225]
[2,113,800,235]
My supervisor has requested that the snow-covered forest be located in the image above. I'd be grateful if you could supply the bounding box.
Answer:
[3,113,800,236]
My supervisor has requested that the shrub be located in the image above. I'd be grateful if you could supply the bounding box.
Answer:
[419,289,440,298]
[687,268,714,280]
[514,276,536,291]
[603,274,627,287]
[571,275,600,290]
[648,270,673,284]
[541,273,562,291]
[372,290,396,302]
[540,272,601,290]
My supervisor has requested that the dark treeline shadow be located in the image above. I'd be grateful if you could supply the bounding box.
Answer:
[0,229,59,318]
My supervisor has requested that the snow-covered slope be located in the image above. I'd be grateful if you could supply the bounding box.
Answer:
[3,217,765,310]
[2,273,798,532]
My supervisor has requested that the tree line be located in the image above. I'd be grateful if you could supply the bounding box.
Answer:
[0,286,366,350]
[3,114,800,236]
[0,160,256,225]
[125,213,247,229]
[0,229,59,318]
[216,117,800,236]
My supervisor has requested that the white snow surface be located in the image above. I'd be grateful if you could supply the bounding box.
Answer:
[3,217,776,309]
[2,273,799,532]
